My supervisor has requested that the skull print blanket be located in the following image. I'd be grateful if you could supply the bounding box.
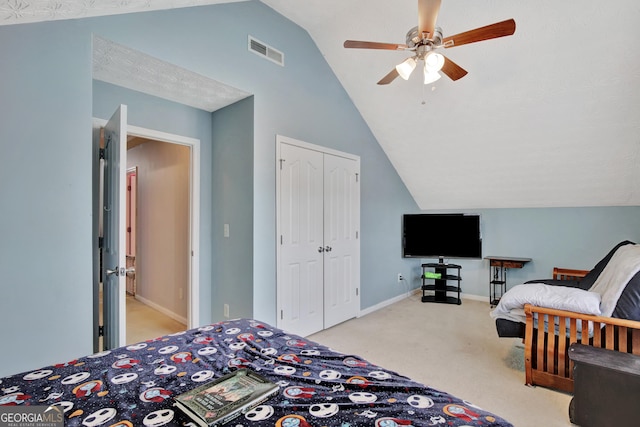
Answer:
[0,318,512,426]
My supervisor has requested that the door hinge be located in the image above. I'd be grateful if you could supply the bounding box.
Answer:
[280,235,283,245]
[356,288,359,296]
[356,231,359,239]
[98,236,104,249]
[280,310,283,320]
[99,148,105,160]
[355,173,359,183]
[98,325,104,337]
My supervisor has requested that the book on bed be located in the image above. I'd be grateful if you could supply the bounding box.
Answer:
[173,368,278,427]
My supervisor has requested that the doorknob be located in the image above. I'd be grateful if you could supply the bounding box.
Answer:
[106,267,119,277]
[318,246,325,253]
[106,267,135,277]
[325,246,332,252]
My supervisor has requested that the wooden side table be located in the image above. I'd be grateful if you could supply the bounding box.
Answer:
[484,256,532,306]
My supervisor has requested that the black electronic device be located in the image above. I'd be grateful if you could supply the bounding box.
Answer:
[402,213,482,260]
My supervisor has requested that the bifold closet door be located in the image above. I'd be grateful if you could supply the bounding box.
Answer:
[279,143,325,336]
[278,141,360,337]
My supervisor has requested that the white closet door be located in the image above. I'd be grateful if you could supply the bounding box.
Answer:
[278,143,325,336]
[323,154,360,328]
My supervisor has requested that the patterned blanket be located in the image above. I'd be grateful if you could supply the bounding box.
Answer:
[0,318,512,426]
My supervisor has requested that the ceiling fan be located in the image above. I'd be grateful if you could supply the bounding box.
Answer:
[343,0,516,85]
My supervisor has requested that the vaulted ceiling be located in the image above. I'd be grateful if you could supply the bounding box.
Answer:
[3,0,639,210]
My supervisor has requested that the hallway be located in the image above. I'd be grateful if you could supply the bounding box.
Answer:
[126,295,186,344]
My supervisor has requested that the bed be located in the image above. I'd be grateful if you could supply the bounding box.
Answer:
[0,318,513,426]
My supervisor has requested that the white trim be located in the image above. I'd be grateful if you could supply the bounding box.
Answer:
[94,118,200,146]
[134,295,188,326]
[358,289,421,317]
[93,117,201,330]
[277,134,360,161]
[461,292,489,302]
[357,290,489,318]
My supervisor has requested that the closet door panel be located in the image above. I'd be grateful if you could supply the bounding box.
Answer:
[278,143,324,336]
[323,153,360,329]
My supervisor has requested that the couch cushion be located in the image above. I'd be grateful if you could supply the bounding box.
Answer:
[579,240,635,290]
[612,271,640,321]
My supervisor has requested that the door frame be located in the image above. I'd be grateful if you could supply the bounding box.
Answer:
[93,118,201,347]
[275,134,361,333]
[126,166,138,296]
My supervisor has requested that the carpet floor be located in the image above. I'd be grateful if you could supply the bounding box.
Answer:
[309,294,575,427]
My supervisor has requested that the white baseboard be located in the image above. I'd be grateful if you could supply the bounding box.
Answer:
[358,289,489,317]
[358,288,421,317]
[461,292,489,302]
[134,295,187,325]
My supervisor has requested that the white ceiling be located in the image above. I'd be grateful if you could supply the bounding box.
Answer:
[3,0,639,210]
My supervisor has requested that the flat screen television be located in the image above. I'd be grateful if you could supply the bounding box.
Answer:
[402,213,482,260]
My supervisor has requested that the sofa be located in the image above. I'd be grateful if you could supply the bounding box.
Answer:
[495,240,640,339]
[492,240,640,393]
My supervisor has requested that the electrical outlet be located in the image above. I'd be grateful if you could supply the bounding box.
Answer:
[224,303,229,318]
[397,273,403,283]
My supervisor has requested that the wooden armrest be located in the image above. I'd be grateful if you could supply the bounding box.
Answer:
[552,267,590,281]
[523,304,640,393]
[524,304,640,330]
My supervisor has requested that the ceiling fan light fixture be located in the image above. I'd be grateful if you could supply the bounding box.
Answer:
[423,68,441,84]
[424,51,445,73]
[396,57,417,80]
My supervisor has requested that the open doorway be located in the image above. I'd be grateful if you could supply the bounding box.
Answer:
[125,137,189,344]
[94,116,201,350]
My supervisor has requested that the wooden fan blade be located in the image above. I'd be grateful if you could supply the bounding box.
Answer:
[418,0,442,37]
[344,40,407,50]
[377,68,400,85]
[440,56,468,81]
[443,18,516,48]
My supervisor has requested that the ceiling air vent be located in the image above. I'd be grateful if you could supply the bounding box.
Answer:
[248,36,284,66]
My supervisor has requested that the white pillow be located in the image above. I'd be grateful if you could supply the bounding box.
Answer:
[503,283,602,315]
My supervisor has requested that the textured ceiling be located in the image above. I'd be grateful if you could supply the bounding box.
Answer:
[93,36,250,113]
[3,0,639,210]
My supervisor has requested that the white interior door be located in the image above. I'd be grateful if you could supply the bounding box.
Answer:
[323,154,360,328]
[278,143,324,336]
[102,105,128,349]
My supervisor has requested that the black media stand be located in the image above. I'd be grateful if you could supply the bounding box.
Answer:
[421,262,462,305]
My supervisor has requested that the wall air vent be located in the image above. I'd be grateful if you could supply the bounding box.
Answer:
[248,36,284,66]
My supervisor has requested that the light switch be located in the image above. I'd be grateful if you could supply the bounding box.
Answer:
[224,223,230,238]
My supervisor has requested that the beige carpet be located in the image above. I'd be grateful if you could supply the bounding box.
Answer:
[309,294,575,427]
[126,295,185,344]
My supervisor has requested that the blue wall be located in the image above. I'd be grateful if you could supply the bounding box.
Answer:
[211,97,255,320]
[0,20,94,374]
[414,207,640,298]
